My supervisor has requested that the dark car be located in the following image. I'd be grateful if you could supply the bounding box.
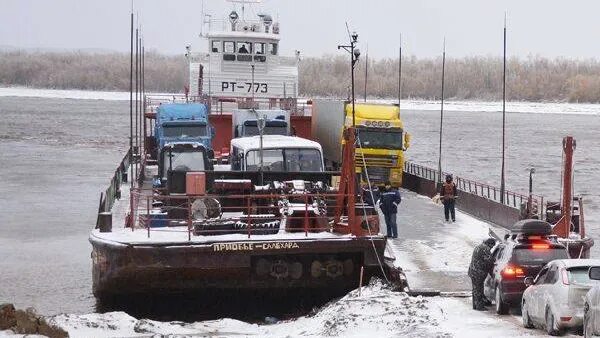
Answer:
[484,220,570,314]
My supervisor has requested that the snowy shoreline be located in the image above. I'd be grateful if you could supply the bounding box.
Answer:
[1,86,599,115]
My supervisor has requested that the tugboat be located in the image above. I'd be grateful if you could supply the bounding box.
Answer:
[90,0,404,304]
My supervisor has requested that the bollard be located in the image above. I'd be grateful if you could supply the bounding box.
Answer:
[98,212,113,233]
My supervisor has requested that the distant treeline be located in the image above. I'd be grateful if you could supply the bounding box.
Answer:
[2,50,600,102]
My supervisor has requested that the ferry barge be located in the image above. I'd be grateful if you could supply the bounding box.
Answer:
[91,1,404,302]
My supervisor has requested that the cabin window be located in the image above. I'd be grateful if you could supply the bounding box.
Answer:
[268,43,278,55]
[284,149,322,171]
[211,40,221,53]
[245,149,284,171]
[245,148,323,172]
[236,41,252,54]
[357,128,403,149]
[163,124,208,138]
[224,41,235,53]
[162,149,206,179]
[254,42,265,54]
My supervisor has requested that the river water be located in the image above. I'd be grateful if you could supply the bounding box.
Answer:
[0,95,598,316]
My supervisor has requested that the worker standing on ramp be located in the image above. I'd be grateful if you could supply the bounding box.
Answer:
[378,181,401,239]
[440,174,458,222]
[468,238,496,310]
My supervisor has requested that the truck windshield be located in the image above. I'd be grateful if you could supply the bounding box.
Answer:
[357,129,403,149]
[243,125,288,136]
[245,148,322,171]
[163,125,207,138]
[163,150,206,179]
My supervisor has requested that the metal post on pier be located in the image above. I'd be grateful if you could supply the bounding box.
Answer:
[528,168,535,217]
[500,14,507,204]
[338,25,360,127]
[363,45,368,102]
[437,38,446,184]
[398,33,402,111]
[134,27,139,183]
[129,12,134,189]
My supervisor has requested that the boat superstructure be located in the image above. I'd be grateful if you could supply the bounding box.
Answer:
[187,2,299,100]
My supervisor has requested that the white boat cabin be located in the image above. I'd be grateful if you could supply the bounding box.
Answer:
[187,5,299,100]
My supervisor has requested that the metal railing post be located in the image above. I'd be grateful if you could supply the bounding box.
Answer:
[304,194,309,237]
[247,197,252,239]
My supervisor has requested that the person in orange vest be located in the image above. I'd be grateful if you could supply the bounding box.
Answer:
[440,174,458,222]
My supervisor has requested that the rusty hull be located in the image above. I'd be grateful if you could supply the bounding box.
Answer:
[90,235,388,299]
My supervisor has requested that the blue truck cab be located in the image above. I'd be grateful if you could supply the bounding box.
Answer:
[155,103,213,150]
[153,103,214,188]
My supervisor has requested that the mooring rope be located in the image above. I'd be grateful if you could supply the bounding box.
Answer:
[355,134,390,284]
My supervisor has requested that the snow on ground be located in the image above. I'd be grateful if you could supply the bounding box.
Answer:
[46,279,568,338]
[2,86,600,115]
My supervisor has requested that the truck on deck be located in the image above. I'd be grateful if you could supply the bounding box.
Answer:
[232,109,290,138]
[312,100,410,187]
[155,103,213,151]
[151,103,214,188]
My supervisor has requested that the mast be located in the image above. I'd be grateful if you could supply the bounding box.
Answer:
[500,14,507,204]
[398,34,402,110]
[129,12,134,188]
[437,39,446,184]
[135,27,139,182]
[363,45,368,102]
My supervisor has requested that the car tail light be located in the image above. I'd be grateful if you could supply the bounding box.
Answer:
[560,317,572,322]
[502,266,525,277]
[561,268,570,285]
[531,244,550,250]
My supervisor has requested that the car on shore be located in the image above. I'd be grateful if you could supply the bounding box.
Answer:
[584,266,600,337]
[484,220,570,315]
[521,259,600,335]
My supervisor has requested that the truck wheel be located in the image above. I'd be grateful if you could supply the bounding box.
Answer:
[545,308,561,336]
[495,286,509,315]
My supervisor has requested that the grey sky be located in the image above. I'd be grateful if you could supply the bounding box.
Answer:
[2,0,599,59]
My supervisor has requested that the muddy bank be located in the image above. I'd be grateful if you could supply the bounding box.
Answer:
[0,303,67,337]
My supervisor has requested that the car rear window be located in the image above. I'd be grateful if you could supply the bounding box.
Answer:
[568,267,600,284]
[512,247,569,265]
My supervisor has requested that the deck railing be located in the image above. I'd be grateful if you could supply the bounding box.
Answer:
[145,94,311,117]
[128,189,380,240]
[98,148,131,215]
[404,161,544,218]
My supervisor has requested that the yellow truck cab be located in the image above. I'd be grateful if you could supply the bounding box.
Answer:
[347,103,409,187]
[312,100,410,187]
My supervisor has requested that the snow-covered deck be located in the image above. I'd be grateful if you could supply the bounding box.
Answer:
[91,227,355,246]
[96,165,369,246]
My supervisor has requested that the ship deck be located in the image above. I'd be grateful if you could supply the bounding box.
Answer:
[94,164,378,247]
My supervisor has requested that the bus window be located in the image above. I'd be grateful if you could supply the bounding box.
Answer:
[268,43,278,55]
[211,40,221,53]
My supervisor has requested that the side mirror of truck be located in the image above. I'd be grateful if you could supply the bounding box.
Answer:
[403,132,411,150]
